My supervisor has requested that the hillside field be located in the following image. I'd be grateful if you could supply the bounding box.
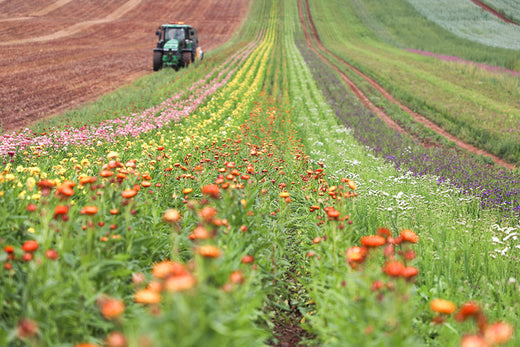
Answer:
[1,0,519,346]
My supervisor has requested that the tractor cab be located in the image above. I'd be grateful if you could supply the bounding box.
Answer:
[153,22,202,71]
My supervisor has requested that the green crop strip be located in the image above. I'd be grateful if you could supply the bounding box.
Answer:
[304,0,520,165]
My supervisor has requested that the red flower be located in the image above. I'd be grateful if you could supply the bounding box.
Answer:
[455,301,481,322]
[377,227,391,237]
[241,255,254,263]
[45,249,59,260]
[54,205,68,217]
[401,266,419,279]
[15,318,39,340]
[22,240,38,253]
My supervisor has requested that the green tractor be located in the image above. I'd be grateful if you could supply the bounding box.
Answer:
[153,22,203,71]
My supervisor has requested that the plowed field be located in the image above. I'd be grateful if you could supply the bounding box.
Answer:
[0,0,249,132]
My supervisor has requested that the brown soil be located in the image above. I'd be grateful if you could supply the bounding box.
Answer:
[299,0,515,171]
[0,0,250,133]
[469,0,519,25]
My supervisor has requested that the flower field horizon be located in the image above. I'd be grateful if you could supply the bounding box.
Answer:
[1,0,518,346]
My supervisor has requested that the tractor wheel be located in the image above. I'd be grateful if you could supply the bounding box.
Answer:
[153,52,163,71]
[182,52,191,67]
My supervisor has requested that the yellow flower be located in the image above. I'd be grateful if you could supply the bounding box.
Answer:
[31,193,40,200]
[3,163,12,174]
[29,167,41,176]
[107,151,119,160]
[26,177,36,189]
[28,227,35,234]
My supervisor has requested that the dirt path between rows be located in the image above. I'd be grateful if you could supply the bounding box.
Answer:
[299,0,515,171]
[0,0,250,133]
[470,0,519,25]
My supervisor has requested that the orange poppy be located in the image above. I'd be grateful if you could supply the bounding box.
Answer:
[202,184,220,198]
[56,181,75,197]
[197,245,221,258]
[121,189,137,199]
[360,235,386,247]
[79,176,97,185]
[105,332,127,347]
[400,229,419,243]
[98,297,125,320]
[80,206,98,215]
[163,209,181,223]
[460,335,486,347]
[189,226,211,240]
[152,261,186,279]
[377,228,392,237]
[383,261,405,277]
[229,270,245,284]
[199,206,217,223]
[346,246,367,264]
[147,280,162,293]
[484,322,513,345]
[99,170,114,178]
[164,273,196,292]
[430,298,456,315]
[54,205,68,216]
[37,180,55,189]
[327,209,340,219]
[134,289,161,304]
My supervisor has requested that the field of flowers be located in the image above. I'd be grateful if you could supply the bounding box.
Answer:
[406,0,520,50]
[480,0,520,22]
[1,0,518,346]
